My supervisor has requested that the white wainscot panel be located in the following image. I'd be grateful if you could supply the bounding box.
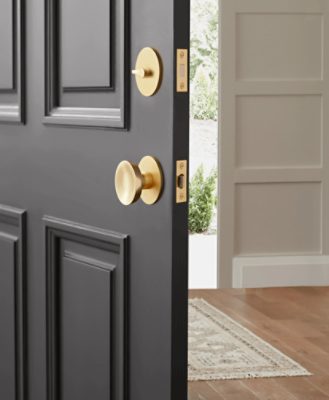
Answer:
[236,95,322,168]
[236,13,323,80]
[235,182,322,255]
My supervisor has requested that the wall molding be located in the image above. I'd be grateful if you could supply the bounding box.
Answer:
[233,255,329,288]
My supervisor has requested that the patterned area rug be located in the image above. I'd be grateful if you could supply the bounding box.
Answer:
[188,298,311,381]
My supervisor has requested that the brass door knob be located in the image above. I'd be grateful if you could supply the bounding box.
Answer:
[132,47,162,96]
[115,156,163,205]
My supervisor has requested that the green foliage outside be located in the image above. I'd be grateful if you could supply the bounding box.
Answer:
[191,68,217,120]
[189,166,217,234]
[189,0,218,234]
[190,0,218,121]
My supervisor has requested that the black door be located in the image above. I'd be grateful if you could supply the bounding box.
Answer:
[0,0,189,399]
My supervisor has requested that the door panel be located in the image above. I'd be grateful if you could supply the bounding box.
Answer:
[45,0,127,128]
[0,205,26,400]
[220,0,329,288]
[0,0,13,89]
[61,0,111,89]
[0,0,189,399]
[45,217,127,400]
[0,0,24,123]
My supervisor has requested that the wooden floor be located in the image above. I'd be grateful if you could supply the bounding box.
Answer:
[189,287,329,400]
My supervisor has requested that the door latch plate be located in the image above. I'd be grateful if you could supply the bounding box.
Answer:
[176,49,188,93]
[176,160,187,203]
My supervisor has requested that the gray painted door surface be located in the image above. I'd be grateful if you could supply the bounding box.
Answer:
[0,1,189,400]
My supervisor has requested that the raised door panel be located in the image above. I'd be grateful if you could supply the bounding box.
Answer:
[45,0,127,128]
[0,0,24,123]
[45,217,128,400]
[0,205,26,400]
[60,257,111,400]
[0,238,17,400]
[61,0,111,89]
[0,0,14,89]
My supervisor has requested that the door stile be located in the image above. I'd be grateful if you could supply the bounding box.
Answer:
[171,0,190,399]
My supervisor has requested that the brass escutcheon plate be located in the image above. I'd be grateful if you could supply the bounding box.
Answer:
[132,48,162,97]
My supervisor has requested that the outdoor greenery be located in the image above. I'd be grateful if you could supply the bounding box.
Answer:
[189,0,218,234]
[189,166,217,234]
[190,0,218,121]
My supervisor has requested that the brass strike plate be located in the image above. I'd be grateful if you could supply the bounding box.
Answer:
[176,49,188,93]
[176,160,187,203]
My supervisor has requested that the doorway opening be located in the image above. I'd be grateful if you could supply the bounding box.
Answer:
[189,0,218,290]
[188,1,329,398]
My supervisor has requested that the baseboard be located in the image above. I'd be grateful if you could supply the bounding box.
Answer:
[233,255,329,288]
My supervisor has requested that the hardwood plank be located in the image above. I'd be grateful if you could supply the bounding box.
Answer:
[242,379,298,400]
[307,376,329,396]
[274,377,329,400]
[189,382,226,400]
[209,380,259,400]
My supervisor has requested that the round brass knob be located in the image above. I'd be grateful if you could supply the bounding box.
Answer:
[115,156,163,205]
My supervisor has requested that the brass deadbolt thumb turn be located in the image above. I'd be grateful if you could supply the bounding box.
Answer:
[115,156,163,206]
